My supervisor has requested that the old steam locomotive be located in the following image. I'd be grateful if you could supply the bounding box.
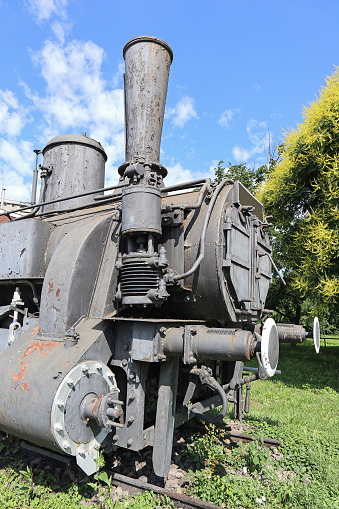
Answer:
[0,37,314,477]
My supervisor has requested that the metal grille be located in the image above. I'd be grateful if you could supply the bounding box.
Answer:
[120,259,161,296]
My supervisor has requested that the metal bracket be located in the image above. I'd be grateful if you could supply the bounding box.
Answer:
[161,208,184,227]
[183,325,197,364]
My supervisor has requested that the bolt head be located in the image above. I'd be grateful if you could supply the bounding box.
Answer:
[96,362,103,371]
[57,400,65,409]
[63,441,71,450]
[67,379,74,387]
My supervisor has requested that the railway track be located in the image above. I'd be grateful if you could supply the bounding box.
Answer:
[13,424,281,508]
[106,471,222,509]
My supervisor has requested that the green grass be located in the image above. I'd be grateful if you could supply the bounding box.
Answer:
[187,338,339,508]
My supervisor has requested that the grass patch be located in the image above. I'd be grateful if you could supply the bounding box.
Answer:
[187,338,339,508]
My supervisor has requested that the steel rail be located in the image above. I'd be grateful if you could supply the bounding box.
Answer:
[106,471,224,509]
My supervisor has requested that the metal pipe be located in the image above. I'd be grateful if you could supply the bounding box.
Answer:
[244,366,281,375]
[1,182,127,220]
[31,149,42,205]
[188,369,228,424]
[163,326,256,362]
[0,186,5,210]
[98,178,210,203]
[10,179,46,221]
[161,178,209,194]
[166,179,233,282]
[180,179,211,210]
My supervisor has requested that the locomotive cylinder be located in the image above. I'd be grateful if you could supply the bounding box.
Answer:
[163,326,257,362]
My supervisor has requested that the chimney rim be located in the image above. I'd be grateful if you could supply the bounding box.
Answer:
[123,36,173,63]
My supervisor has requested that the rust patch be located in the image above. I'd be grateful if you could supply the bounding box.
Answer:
[20,382,30,390]
[92,394,104,414]
[48,278,54,293]
[62,361,70,367]
[13,361,29,382]
[30,325,39,337]
[56,288,60,299]
[231,334,235,351]
[22,341,57,359]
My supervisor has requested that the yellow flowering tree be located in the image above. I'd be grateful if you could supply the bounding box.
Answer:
[259,68,339,317]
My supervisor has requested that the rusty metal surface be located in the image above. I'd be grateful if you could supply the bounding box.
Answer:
[0,318,113,450]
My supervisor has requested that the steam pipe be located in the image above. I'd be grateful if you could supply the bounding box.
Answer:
[0,182,128,220]
[31,149,42,205]
[165,178,233,282]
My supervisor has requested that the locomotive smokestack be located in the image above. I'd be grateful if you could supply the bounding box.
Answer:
[119,36,173,174]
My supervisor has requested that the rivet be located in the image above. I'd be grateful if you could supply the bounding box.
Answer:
[128,416,135,424]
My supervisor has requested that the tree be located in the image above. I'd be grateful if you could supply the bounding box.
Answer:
[258,67,339,316]
[215,161,267,195]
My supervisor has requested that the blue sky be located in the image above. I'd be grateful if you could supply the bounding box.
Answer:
[1,0,339,201]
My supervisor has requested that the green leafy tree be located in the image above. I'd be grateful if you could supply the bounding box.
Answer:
[259,67,339,316]
[214,161,267,195]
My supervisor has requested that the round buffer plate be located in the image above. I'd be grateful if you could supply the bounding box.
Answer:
[313,316,320,354]
[261,318,279,377]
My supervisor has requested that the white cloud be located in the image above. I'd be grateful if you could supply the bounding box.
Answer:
[232,146,251,162]
[28,0,68,21]
[164,160,216,187]
[219,108,239,128]
[0,90,28,137]
[0,171,32,202]
[24,39,125,180]
[0,139,34,177]
[166,96,198,128]
[247,118,270,153]
[232,118,270,162]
